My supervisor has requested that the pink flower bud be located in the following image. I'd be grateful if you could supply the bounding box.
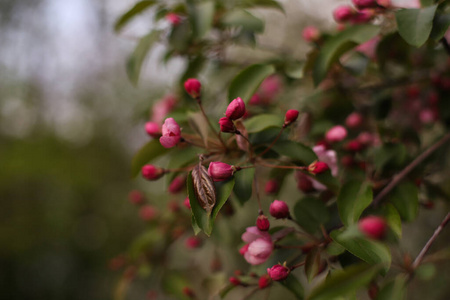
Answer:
[302,26,321,42]
[184,78,201,98]
[419,109,437,124]
[256,215,270,231]
[145,122,161,138]
[218,117,236,133]
[341,155,355,168]
[350,9,374,24]
[249,94,261,106]
[128,190,144,205]
[258,274,271,289]
[357,132,374,146]
[325,125,347,143]
[160,118,181,148]
[166,13,182,25]
[358,216,387,239]
[139,205,158,221]
[183,197,191,209]
[267,264,290,281]
[168,176,185,194]
[229,277,241,286]
[345,140,364,152]
[284,109,299,127]
[269,200,290,219]
[260,75,282,101]
[264,179,280,195]
[142,164,165,180]
[352,0,377,9]
[296,172,315,193]
[308,161,329,175]
[333,5,355,23]
[239,244,249,255]
[226,97,246,120]
[208,162,234,182]
[345,112,363,129]
[185,236,202,249]
[151,95,177,124]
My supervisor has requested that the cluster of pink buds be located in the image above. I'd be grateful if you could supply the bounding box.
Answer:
[333,0,390,24]
[218,97,247,133]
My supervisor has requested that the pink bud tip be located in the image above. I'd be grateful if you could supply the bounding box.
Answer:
[358,216,387,239]
[185,236,202,249]
[302,26,321,43]
[145,122,161,138]
[183,197,191,209]
[345,112,363,129]
[239,244,249,256]
[267,264,290,281]
[325,125,347,143]
[160,118,181,148]
[226,97,246,120]
[269,200,290,219]
[128,190,144,205]
[139,205,158,221]
[345,140,364,152]
[142,164,165,180]
[256,215,270,231]
[258,275,271,289]
[352,0,377,9]
[350,9,375,24]
[219,117,236,133]
[229,277,241,286]
[264,179,280,195]
[333,5,355,23]
[284,109,299,126]
[166,13,182,25]
[184,78,201,98]
[168,176,185,194]
[208,162,234,182]
[308,161,329,175]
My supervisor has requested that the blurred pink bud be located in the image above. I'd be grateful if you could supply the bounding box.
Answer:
[333,5,355,23]
[296,172,315,193]
[259,75,282,100]
[183,197,191,209]
[256,215,270,231]
[166,13,182,25]
[229,277,241,286]
[345,140,364,152]
[128,190,144,205]
[249,94,261,105]
[284,109,299,127]
[145,122,161,138]
[208,162,234,181]
[358,216,387,239]
[419,109,436,124]
[168,176,185,194]
[264,179,280,195]
[185,236,202,249]
[350,9,375,24]
[184,78,201,98]
[302,26,321,42]
[357,132,374,146]
[142,164,165,180]
[241,226,273,265]
[151,95,177,124]
[139,205,158,221]
[182,287,195,298]
[160,118,181,148]
[326,125,347,143]
[345,112,363,129]
[258,274,271,289]
[308,161,329,174]
[352,0,377,9]
[269,200,290,219]
[226,97,246,120]
[267,264,290,281]
[168,201,180,213]
[219,117,236,133]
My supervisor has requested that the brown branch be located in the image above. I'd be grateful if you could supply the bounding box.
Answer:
[373,132,450,206]
[412,212,450,270]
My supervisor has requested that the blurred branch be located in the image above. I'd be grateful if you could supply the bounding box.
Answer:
[373,132,450,206]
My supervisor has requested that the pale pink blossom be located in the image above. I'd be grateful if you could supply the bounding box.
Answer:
[159,118,181,148]
[311,145,338,191]
[241,226,273,265]
[151,95,177,124]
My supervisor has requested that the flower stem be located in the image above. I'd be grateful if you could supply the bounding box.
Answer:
[258,127,284,157]
[257,161,307,171]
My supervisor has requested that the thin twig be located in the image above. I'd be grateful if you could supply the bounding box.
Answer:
[373,132,450,206]
[412,212,450,270]
[241,287,259,300]
[258,127,285,157]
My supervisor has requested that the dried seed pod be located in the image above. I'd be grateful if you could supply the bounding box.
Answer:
[191,162,216,214]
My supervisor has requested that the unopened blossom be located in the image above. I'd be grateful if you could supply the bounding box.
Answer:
[142,164,165,181]
[226,97,246,120]
[160,118,181,148]
[350,9,374,24]
[269,200,290,219]
[358,216,387,239]
[219,117,236,133]
[325,125,347,143]
[208,162,234,181]
[185,236,202,249]
[284,109,299,127]
[168,176,185,194]
[139,205,158,221]
[184,78,201,98]
[256,215,270,231]
[333,5,355,23]
[311,145,338,190]
[241,226,273,265]
[267,264,290,281]
[145,122,161,138]
[352,0,377,9]
[258,275,271,289]
[264,179,280,195]
[345,112,363,129]
[302,26,321,43]
[308,161,329,174]
[128,190,144,205]
[166,13,182,25]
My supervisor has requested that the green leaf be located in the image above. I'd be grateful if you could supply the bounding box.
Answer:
[272,141,317,165]
[395,5,438,47]
[241,0,285,14]
[330,229,391,273]
[222,10,265,33]
[305,247,321,282]
[293,197,330,234]
[126,31,160,86]
[430,14,450,41]
[228,64,276,103]
[389,181,419,222]
[280,274,304,300]
[307,264,381,300]
[337,181,373,227]
[189,1,215,39]
[312,25,380,86]
[373,143,407,172]
[114,1,157,32]
[375,275,407,300]
[130,139,169,178]
[244,114,283,133]
[382,204,402,239]
[233,168,255,205]
[284,61,305,79]
[187,174,235,236]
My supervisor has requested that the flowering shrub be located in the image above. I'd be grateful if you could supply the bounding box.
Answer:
[114,0,450,299]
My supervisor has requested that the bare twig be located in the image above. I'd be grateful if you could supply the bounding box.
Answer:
[412,212,450,270]
[373,132,450,206]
